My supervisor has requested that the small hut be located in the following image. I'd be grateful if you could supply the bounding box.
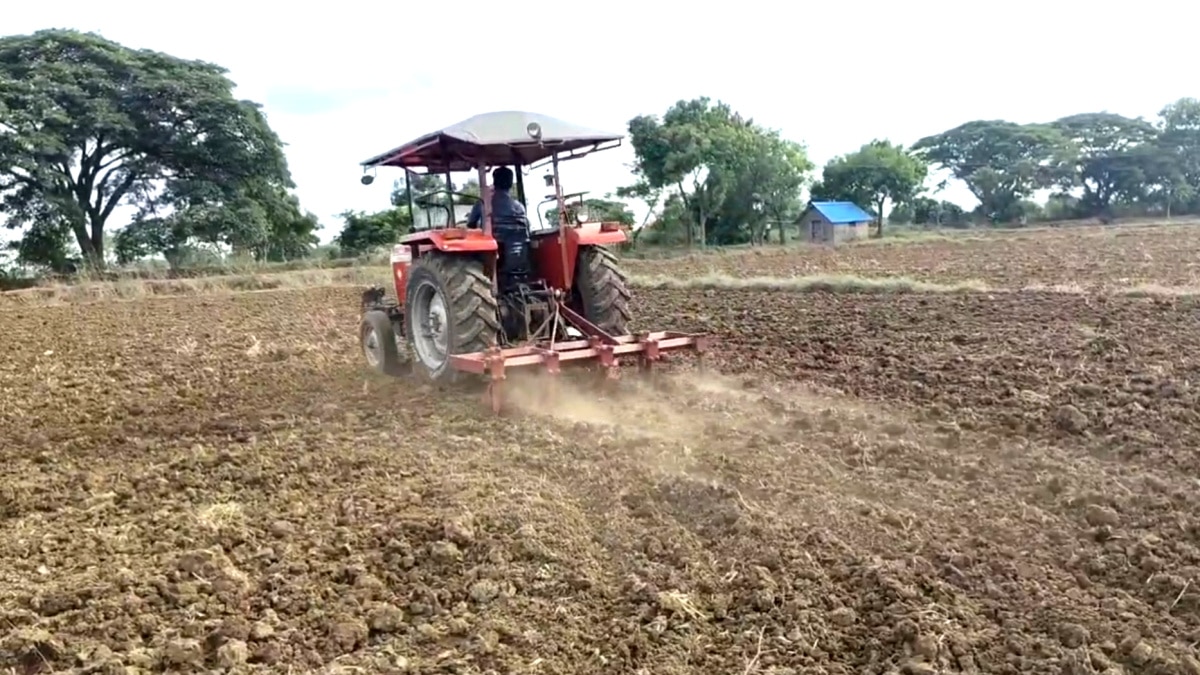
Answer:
[796,201,873,244]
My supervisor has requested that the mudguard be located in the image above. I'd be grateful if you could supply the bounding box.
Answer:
[398,227,498,252]
[571,222,629,246]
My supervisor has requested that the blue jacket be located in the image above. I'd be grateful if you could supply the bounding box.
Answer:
[466,189,528,230]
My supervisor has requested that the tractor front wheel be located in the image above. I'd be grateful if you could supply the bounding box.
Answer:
[573,245,632,335]
[404,254,500,383]
[360,309,406,376]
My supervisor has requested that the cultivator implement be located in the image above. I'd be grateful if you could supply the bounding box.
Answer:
[449,304,711,412]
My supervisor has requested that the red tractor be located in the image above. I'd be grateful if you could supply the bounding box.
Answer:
[357,111,709,412]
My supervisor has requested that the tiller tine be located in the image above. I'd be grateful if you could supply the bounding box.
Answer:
[482,349,507,415]
[449,331,711,414]
[538,366,562,408]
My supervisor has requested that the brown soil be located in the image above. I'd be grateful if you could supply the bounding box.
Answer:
[636,288,1200,472]
[625,223,1200,289]
[2,254,1200,673]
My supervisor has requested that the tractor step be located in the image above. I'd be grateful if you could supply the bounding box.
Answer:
[448,331,711,413]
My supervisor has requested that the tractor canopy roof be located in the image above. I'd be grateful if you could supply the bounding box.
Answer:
[360,111,623,173]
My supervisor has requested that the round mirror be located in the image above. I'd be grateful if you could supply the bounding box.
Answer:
[361,174,375,186]
[526,122,542,140]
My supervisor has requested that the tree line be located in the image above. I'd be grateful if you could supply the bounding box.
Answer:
[911,107,1200,225]
[4,29,1200,274]
[615,98,1200,243]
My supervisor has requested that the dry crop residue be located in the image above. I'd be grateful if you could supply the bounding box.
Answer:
[0,278,1198,673]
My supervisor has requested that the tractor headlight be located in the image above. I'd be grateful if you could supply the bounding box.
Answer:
[575,210,589,224]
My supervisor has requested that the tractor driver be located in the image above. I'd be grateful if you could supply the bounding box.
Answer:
[466,167,532,290]
[465,167,527,231]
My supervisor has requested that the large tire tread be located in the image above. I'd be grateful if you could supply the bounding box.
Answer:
[361,309,405,376]
[405,254,500,382]
[573,245,632,335]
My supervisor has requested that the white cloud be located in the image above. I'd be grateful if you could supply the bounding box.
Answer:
[5,0,1198,243]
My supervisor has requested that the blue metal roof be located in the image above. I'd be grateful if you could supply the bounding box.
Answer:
[809,201,873,224]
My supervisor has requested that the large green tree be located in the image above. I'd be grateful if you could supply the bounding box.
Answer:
[255,189,321,262]
[912,120,1065,223]
[544,194,636,230]
[626,98,731,247]
[0,29,298,269]
[889,197,969,228]
[112,180,320,267]
[715,128,812,244]
[1051,112,1158,216]
[625,97,811,247]
[810,140,927,237]
[1151,98,1200,215]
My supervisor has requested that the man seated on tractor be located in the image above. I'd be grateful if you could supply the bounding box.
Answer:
[466,167,532,290]
[466,166,526,229]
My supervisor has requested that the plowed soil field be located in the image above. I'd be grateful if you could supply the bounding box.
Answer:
[625,222,1200,290]
[3,226,1200,674]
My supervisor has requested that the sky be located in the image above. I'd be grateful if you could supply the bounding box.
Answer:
[5,0,1199,245]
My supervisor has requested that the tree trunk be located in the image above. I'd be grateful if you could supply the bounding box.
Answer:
[677,182,694,248]
[70,222,104,270]
[875,197,887,238]
[89,217,106,268]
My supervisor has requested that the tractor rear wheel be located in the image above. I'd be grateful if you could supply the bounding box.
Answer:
[404,254,500,382]
[573,245,632,335]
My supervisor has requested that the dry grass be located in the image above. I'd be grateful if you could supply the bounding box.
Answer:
[6,258,1200,307]
[195,502,246,531]
[5,267,999,303]
[1017,281,1200,297]
[0,267,389,305]
[1116,282,1200,298]
[846,230,990,247]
